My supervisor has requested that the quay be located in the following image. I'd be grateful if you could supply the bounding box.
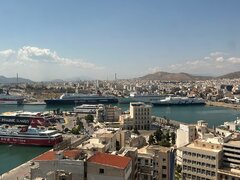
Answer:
[206,101,240,110]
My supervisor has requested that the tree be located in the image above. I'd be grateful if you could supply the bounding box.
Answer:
[61,125,65,130]
[154,128,163,142]
[159,139,171,147]
[165,130,170,142]
[148,134,155,145]
[71,127,80,135]
[171,132,176,145]
[133,127,140,135]
[85,114,94,123]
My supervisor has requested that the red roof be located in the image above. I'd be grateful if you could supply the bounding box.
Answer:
[87,152,131,169]
[34,149,81,161]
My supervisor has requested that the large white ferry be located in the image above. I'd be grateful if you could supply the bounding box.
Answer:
[0,125,63,146]
[151,96,205,106]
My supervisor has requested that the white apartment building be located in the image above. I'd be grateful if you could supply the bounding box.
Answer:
[120,102,152,130]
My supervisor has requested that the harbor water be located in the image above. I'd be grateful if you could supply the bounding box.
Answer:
[0,104,240,174]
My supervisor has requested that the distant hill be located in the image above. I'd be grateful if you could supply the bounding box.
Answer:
[139,71,212,81]
[217,71,240,79]
[0,75,33,84]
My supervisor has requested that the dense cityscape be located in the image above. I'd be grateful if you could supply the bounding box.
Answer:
[1,1,240,180]
[0,76,240,179]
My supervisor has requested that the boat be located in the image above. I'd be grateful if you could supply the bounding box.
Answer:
[0,111,55,126]
[73,104,104,114]
[118,92,166,104]
[44,93,118,105]
[151,96,205,106]
[0,125,63,146]
[0,92,24,105]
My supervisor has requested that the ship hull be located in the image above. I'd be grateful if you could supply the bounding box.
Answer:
[45,99,118,105]
[0,99,24,105]
[0,135,63,146]
[152,102,205,106]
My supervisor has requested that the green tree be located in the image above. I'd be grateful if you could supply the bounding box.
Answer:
[159,140,171,147]
[133,127,140,135]
[85,114,94,123]
[166,130,170,142]
[154,128,163,142]
[71,127,80,134]
[171,132,176,145]
[148,134,155,145]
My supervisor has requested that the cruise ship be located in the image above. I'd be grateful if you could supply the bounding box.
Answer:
[44,93,118,105]
[118,92,166,104]
[151,96,205,106]
[0,125,63,146]
[0,92,24,105]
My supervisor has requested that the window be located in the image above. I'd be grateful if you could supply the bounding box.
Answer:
[99,168,104,174]
[162,165,166,169]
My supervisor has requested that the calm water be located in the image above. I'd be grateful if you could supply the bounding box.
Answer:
[0,103,239,174]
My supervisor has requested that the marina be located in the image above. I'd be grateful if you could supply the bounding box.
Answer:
[0,103,240,175]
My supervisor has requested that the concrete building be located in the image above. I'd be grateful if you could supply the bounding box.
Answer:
[176,123,197,165]
[118,147,138,180]
[181,140,222,180]
[96,105,121,122]
[31,149,85,180]
[137,145,174,180]
[87,152,132,180]
[120,102,152,130]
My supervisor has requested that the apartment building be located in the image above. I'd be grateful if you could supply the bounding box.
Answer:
[120,102,152,130]
[137,145,174,180]
[87,152,132,180]
[181,140,222,180]
[218,139,240,179]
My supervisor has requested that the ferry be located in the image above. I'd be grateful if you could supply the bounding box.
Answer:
[118,92,166,104]
[44,93,118,105]
[0,92,24,105]
[0,111,55,126]
[73,104,104,114]
[0,125,62,146]
[151,96,205,106]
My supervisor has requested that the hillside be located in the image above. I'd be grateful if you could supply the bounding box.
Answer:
[217,71,240,79]
[0,75,33,84]
[139,71,211,81]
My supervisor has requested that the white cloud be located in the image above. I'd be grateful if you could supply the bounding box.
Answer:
[0,46,104,81]
[148,52,240,76]
[0,49,15,58]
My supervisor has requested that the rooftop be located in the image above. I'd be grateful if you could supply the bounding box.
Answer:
[87,152,131,169]
[34,149,81,161]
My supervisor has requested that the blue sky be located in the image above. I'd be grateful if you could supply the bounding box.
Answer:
[0,0,240,80]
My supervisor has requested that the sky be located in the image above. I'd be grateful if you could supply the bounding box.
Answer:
[0,0,240,81]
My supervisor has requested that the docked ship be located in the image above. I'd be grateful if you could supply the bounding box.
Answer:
[118,92,166,104]
[151,96,205,106]
[44,93,118,105]
[0,111,55,126]
[73,104,104,114]
[0,92,24,105]
[0,125,63,146]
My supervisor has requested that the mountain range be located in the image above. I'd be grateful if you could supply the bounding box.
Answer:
[1,71,240,83]
[138,71,240,81]
[0,76,33,84]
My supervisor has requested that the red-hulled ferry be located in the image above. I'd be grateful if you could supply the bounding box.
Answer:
[0,125,63,146]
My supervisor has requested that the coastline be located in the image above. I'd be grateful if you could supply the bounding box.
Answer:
[206,101,240,110]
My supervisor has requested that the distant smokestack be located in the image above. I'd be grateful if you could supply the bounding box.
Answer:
[115,73,117,80]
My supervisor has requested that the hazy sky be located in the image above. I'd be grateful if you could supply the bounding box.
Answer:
[0,0,240,81]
